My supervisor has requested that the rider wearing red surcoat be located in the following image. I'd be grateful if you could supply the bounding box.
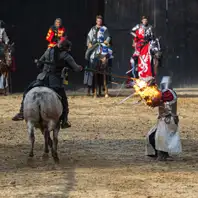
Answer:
[131,16,153,58]
[126,16,154,86]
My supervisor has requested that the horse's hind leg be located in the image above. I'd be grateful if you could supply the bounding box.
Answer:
[27,122,35,157]
[42,128,50,159]
[52,124,60,163]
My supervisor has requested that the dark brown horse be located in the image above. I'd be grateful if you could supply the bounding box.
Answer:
[87,56,109,98]
[86,44,112,98]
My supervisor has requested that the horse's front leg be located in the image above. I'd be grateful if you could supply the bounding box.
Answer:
[102,60,109,98]
[93,73,97,98]
[153,58,158,76]
[87,86,91,96]
[98,73,102,97]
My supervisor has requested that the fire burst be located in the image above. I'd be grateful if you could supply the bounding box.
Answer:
[132,78,162,107]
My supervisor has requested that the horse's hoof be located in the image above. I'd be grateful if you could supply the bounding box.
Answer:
[52,152,59,163]
[54,156,60,164]
[29,152,34,157]
[42,153,49,160]
[105,94,109,98]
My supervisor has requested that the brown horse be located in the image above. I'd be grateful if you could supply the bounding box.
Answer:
[88,56,109,98]
[0,43,13,95]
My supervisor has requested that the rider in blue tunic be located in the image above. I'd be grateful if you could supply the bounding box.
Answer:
[84,15,113,87]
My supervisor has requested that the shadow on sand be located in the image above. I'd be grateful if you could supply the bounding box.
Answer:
[0,138,198,197]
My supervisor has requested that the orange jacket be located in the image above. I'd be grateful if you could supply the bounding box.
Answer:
[46,26,66,48]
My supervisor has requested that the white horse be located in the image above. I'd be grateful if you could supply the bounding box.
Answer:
[23,86,62,163]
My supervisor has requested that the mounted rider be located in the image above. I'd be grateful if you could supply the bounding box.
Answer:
[46,18,69,85]
[46,18,66,48]
[130,16,154,78]
[84,15,112,87]
[0,20,10,61]
[85,15,112,63]
[12,39,83,129]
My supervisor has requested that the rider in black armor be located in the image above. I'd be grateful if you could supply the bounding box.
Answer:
[12,39,83,129]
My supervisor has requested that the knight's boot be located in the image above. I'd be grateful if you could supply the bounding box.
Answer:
[12,103,24,121]
[59,91,71,129]
[61,113,71,129]
[157,151,169,161]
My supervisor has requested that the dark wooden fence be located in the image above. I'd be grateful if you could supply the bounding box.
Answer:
[1,0,198,91]
[105,0,198,87]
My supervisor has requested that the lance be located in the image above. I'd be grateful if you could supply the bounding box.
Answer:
[34,60,132,81]
[85,67,133,81]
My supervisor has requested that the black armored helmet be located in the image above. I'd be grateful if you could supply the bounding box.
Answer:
[58,38,72,51]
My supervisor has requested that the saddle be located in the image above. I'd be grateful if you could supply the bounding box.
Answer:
[37,71,48,81]
[32,80,62,100]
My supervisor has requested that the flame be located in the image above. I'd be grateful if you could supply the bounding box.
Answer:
[132,78,162,107]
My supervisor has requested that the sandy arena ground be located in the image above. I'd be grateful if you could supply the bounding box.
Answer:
[1,93,198,198]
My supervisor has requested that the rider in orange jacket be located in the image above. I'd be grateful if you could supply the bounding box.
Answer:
[46,18,66,48]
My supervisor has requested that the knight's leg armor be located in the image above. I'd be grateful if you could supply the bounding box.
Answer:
[53,87,71,129]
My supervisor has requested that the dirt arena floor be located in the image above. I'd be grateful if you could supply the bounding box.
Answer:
[1,93,198,198]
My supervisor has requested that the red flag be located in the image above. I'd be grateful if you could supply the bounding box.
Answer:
[138,43,153,79]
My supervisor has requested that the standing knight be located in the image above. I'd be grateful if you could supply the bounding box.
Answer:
[145,76,182,161]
